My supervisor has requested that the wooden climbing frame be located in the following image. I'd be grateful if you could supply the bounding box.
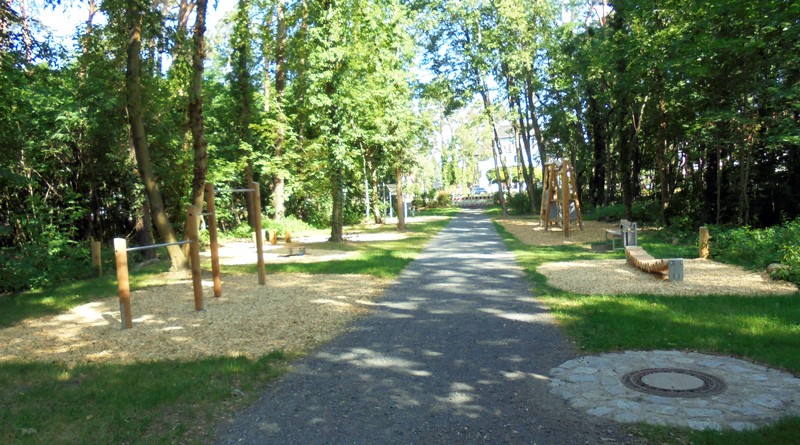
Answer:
[539,160,583,237]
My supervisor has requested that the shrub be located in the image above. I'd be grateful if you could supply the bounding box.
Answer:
[710,218,800,284]
[434,192,450,207]
[594,204,626,222]
[0,239,95,293]
[508,192,532,215]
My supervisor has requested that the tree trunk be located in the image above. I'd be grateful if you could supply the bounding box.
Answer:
[396,166,406,231]
[330,176,344,242]
[523,75,547,179]
[272,0,287,220]
[477,89,507,215]
[366,147,382,223]
[188,0,209,230]
[126,3,187,270]
[587,93,606,207]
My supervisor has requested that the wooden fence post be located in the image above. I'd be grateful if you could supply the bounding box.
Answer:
[253,182,267,285]
[114,238,133,329]
[285,230,291,243]
[699,227,710,259]
[205,183,221,297]
[187,205,203,310]
[91,240,102,277]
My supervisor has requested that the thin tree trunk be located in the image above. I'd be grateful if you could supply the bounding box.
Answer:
[330,176,344,242]
[272,0,287,220]
[188,0,209,224]
[126,3,187,270]
[396,166,406,231]
[477,89,507,215]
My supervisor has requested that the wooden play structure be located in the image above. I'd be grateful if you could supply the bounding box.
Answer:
[539,160,583,237]
[113,181,267,329]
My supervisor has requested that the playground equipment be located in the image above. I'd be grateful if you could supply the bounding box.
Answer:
[114,205,203,329]
[113,181,267,329]
[626,246,684,282]
[539,160,583,237]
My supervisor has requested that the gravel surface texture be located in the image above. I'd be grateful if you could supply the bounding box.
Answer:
[214,209,633,444]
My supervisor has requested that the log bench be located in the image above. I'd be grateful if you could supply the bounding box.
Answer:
[606,219,637,250]
[625,246,684,281]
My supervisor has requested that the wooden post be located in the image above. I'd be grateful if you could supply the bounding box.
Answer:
[269,230,278,245]
[187,205,203,311]
[91,240,102,277]
[253,182,267,285]
[285,230,292,244]
[699,226,710,259]
[205,183,221,297]
[113,238,133,329]
[567,162,584,230]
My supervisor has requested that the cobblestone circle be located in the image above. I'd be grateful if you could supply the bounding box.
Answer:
[550,350,800,431]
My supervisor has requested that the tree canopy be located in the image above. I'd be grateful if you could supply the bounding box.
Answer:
[1,0,798,291]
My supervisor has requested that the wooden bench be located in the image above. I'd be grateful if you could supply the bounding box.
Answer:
[625,246,684,281]
[606,219,637,250]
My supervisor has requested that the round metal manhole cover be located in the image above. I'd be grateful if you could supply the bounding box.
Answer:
[621,368,727,398]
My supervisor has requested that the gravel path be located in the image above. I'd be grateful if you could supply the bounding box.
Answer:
[213,209,631,444]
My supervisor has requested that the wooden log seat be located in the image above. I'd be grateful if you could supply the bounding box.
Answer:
[625,246,668,273]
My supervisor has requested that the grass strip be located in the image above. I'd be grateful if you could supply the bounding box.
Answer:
[0,352,288,444]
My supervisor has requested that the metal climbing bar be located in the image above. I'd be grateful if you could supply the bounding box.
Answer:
[214,188,254,193]
[125,240,191,252]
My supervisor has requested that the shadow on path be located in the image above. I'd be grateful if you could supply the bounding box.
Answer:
[214,209,632,444]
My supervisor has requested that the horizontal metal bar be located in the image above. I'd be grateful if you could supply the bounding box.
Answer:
[126,240,191,252]
[199,212,213,216]
[214,188,254,193]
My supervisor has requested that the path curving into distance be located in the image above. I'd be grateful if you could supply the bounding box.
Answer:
[214,209,632,444]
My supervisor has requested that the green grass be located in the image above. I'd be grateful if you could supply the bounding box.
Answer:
[492,220,800,444]
[0,352,288,444]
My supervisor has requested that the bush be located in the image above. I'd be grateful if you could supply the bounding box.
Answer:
[594,204,626,222]
[0,239,95,293]
[508,192,532,215]
[710,218,800,284]
[594,200,661,224]
[434,192,450,207]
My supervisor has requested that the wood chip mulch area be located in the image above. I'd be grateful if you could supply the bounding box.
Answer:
[0,273,390,366]
[495,216,798,297]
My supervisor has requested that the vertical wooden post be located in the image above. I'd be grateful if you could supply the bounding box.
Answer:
[561,166,570,237]
[187,205,203,310]
[699,226,710,259]
[269,230,278,245]
[91,240,102,277]
[114,238,133,329]
[567,163,584,230]
[285,230,292,243]
[253,182,267,285]
[205,183,221,297]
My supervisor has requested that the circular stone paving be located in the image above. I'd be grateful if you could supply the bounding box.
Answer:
[549,350,800,431]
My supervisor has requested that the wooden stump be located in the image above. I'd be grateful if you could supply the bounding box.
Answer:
[699,227,710,259]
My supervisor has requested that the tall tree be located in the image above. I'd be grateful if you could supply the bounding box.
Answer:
[124,0,187,270]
